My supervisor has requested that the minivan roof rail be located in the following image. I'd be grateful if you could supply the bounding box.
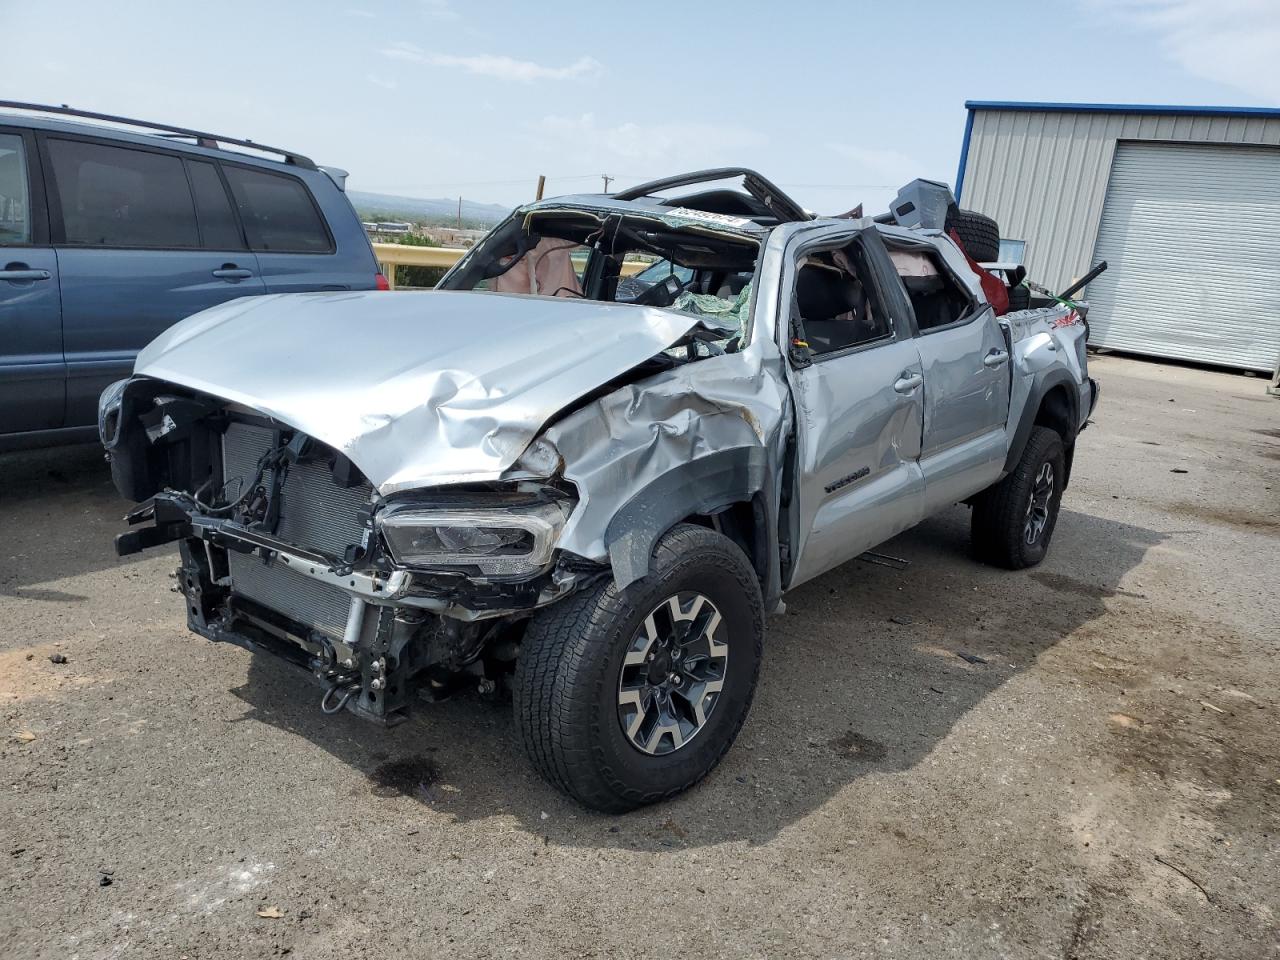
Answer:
[0,101,317,170]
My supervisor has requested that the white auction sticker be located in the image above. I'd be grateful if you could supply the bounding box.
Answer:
[661,207,752,228]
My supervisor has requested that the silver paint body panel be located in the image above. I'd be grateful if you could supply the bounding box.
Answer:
[123,210,1092,608]
[133,289,702,495]
[914,311,1011,515]
[786,337,926,588]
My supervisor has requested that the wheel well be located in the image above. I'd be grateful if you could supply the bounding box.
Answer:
[679,497,768,588]
[1034,385,1076,442]
[1034,384,1078,486]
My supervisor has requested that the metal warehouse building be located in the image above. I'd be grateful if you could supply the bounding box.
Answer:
[956,101,1280,371]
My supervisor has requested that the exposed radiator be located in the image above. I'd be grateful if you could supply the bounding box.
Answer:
[221,422,373,557]
[228,550,352,640]
[221,422,373,639]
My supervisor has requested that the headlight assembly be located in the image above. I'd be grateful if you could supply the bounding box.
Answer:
[377,498,570,577]
[97,378,130,447]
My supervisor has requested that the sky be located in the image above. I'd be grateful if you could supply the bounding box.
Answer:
[3,0,1279,216]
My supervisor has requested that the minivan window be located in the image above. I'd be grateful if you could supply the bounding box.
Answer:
[187,160,244,250]
[222,166,330,253]
[0,133,30,244]
[48,138,199,248]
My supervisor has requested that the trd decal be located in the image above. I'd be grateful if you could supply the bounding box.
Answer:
[824,466,870,494]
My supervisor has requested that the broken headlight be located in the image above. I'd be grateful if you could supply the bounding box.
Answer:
[377,499,569,577]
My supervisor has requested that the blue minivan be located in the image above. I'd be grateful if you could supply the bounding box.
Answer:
[0,102,385,449]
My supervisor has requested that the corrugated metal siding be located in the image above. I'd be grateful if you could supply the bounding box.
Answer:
[960,108,1280,291]
[1086,142,1280,371]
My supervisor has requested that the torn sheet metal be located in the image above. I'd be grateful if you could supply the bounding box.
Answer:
[529,343,792,586]
[131,289,703,495]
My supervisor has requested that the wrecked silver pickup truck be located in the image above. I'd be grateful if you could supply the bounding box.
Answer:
[100,169,1099,812]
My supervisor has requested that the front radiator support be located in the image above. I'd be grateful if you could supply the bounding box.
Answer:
[221,422,375,640]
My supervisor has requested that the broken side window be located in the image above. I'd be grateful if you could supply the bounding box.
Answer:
[487,237,585,298]
[794,247,891,356]
[889,247,975,331]
[442,211,760,348]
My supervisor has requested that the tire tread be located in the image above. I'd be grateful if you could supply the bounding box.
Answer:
[971,426,1064,569]
[513,524,763,812]
[947,208,1001,263]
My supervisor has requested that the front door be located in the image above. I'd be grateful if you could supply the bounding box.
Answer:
[785,230,925,589]
[41,136,267,427]
[0,127,63,435]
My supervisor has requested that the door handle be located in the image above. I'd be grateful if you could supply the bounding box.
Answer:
[893,373,924,394]
[0,266,52,282]
[212,265,253,281]
[983,349,1011,368]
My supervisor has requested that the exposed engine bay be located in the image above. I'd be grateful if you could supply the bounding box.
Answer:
[104,385,586,724]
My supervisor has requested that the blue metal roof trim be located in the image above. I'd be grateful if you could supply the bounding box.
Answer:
[964,100,1280,119]
[955,109,976,203]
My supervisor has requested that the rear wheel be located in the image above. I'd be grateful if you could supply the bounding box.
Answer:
[971,426,1065,569]
[514,524,764,812]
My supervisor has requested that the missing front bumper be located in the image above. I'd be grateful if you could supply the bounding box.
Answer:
[177,538,433,726]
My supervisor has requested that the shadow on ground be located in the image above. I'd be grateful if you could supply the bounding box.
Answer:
[0,445,162,593]
[228,503,1166,849]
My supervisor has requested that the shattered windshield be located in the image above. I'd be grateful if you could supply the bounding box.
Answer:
[439,209,761,347]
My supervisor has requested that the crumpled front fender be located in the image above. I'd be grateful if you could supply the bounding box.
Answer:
[526,346,792,595]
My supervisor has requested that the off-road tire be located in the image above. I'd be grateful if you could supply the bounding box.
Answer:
[514,524,764,812]
[946,207,1001,263]
[1006,283,1031,312]
[971,426,1065,569]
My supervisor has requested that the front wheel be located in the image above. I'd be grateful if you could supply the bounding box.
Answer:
[514,524,764,812]
[971,426,1066,569]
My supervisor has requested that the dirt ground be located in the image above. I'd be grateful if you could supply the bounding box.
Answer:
[1,354,1277,959]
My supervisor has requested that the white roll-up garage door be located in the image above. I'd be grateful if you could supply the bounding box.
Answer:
[1086,141,1280,371]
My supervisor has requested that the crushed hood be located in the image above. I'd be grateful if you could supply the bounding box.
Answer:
[133,290,700,494]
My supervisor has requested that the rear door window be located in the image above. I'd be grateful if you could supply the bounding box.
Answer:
[222,165,331,253]
[187,160,244,250]
[0,132,30,244]
[889,248,975,332]
[47,138,199,248]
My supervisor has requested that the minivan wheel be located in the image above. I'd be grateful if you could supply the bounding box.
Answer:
[514,524,764,813]
[970,426,1066,569]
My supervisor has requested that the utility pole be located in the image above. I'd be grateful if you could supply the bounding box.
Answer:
[601,174,613,193]
[456,196,462,229]
[535,174,546,201]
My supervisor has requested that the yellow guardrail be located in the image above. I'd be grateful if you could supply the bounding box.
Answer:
[372,242,649,290]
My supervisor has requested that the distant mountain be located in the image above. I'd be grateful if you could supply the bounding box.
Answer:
[348,190,512,227]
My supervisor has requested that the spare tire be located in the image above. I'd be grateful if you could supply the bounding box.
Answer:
[1006,284,1031,312]
[946,208,1000,263]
